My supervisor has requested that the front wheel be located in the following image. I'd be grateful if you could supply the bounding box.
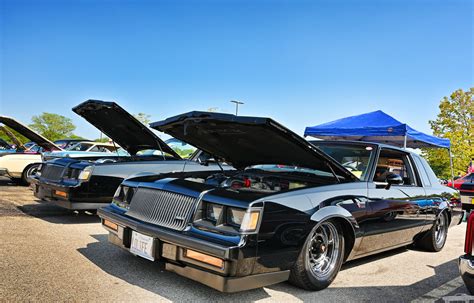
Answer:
[289,220,345,290]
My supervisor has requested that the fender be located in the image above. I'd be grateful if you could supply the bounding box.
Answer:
[310,205,362,262]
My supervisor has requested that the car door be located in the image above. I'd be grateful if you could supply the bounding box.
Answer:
[356,147,427,256]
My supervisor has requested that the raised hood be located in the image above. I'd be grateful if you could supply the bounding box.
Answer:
[72,100,181,158]
[0,116,61,151]
[151,111,357,180]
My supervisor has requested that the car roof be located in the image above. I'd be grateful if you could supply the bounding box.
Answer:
[308,139,419,155]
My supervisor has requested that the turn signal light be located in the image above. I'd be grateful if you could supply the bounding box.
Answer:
[103,219,118,232]
[240,211,260,232]
[185,249,224,268]
[54,190,67,198]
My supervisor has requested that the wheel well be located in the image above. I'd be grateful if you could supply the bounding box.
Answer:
[22,163,40,175]
[332,217,355,262]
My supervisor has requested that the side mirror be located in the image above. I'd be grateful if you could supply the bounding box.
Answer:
[385,173,404,190]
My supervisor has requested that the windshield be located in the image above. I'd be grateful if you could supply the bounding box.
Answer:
[309,141,376,181]
[165,138,197,158]
[67,142,93,151]
[249,164,340,179]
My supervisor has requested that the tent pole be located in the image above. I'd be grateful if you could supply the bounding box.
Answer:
[449,148,455,188]
[403,135,407,149]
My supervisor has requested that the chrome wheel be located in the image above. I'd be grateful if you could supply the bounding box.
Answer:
[26,165,39,178]
[306,221,340,279]
[434,214,447,246]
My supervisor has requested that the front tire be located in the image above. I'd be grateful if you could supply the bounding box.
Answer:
[417,212,448,252]
[289,220,345,290]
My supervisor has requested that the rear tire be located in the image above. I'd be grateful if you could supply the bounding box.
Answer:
[289,220,345,290]
[417,212,448,252]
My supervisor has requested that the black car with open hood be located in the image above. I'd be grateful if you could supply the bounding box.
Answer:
[31,101,226,211]
[73,100,180,158]
[98,111,461,292]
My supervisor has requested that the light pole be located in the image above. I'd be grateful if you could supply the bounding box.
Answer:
[230,100,244,116]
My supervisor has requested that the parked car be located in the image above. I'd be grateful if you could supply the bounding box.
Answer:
[448,173,474,189]
[0,138,12,150]
[98,111,463,292]
[31,100,228,211]
[459,211,474,294]
[54,139,90,150]
[0,116,62,184]
[43,141,129,160]
[460,181,474,212]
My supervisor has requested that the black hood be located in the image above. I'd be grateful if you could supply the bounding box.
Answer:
[0,116,61,151]
[151,111,357,180]
[73,100,180,158]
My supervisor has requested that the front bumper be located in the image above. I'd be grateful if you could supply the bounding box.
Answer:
[98,206,290,292]
[30,178,109,210]
[459,255,474,294]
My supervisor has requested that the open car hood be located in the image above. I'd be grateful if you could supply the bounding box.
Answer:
[73,100,181,158]
[151,111,357,180]
[0,116,61,151]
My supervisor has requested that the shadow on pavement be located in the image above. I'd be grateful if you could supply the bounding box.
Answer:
[78,234,469,302]
[16,202,101,224]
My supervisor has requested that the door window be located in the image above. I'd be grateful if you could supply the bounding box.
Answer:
[373,149,417,186]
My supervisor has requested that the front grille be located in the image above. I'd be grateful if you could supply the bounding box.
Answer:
[126,188,197,231]
[40,164,65,181]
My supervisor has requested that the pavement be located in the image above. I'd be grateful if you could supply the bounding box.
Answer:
[0,176,472,302]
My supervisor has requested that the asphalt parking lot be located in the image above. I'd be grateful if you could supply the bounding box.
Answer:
[0,176,471,302]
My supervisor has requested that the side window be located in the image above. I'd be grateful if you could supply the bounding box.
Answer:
[89,145,101,152]
[413,155,431,187]
[373,149,417,186]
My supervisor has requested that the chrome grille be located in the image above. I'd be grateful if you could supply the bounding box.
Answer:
[126,188,197,231]
[40,164,65,181]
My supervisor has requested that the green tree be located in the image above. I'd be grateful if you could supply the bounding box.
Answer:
[422,88,474,178]
[29,113,77,141]
[0,126,28,146]
[134,113,151,125]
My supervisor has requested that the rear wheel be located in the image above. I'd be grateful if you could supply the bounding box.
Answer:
[417,212,448,252]
[289,220,345,290]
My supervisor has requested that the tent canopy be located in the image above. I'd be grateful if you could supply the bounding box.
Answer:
[304,110,450,149]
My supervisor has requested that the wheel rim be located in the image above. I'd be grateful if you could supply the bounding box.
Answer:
[434,214,447,246]
[306,221,340,279]
[26,165,39,178]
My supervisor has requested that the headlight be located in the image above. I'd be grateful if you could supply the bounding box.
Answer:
[78,166,93,181]
[205,203,223,222]
[195,202,262,233]
[112,185,135,210]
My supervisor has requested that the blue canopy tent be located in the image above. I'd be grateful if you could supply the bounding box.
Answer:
[304,110,454,181]
[304,110,450,149]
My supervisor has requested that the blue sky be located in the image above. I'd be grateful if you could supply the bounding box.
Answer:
[1,0,472,140]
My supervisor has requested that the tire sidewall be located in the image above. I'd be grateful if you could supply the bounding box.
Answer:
[432,213,448,251]
[302,220,345,288]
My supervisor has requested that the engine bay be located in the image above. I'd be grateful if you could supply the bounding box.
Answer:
[186,169,318,194]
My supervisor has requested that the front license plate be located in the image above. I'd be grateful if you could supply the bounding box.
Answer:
[130,231,155,261]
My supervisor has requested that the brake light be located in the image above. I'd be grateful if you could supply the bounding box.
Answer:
[464,212,474,254]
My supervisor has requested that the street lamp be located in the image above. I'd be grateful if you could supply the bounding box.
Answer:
[230,100,244,116]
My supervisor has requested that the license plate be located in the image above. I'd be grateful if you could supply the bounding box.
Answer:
[130,231,155,261]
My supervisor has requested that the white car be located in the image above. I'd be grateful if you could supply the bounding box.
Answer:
[0,116,62,184]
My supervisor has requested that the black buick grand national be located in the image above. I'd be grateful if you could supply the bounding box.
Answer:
[98,111,462,292]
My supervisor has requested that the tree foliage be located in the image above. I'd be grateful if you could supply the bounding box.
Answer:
[422,88,474,178]
[134,113,151,125]
[0,126,29,146]
[29,112,77,142]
